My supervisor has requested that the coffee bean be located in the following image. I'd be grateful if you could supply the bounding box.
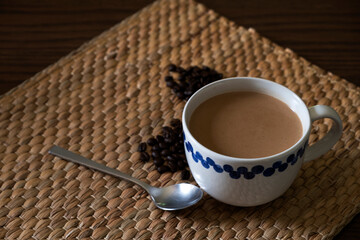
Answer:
[161,149,171,156]
[165,76,174,82]
[162,126,172,134]
[168,64,177,72]
[216,73,223,79]
[174,126,182,135]
[152,144,160,151]
[138,142,147,152]
[156,135,164,143]
[174,142,182,149]
[168,161,178,172]
[177,160,185,170]
[184,90,193,96]
[178,133,184,140]
[172,84,181,92]
[164,137,174,144]
[157,165,170,174]
[176,67,186,74]
[163,131,172,139]
[170,119,181,127]
[202,66,211,72]
[159,142,168,149]
[181,170,190,180]
[151,151,160,158]
[169,145,176,153]
[140,152,150,162]
[154,158,164,167]
[201,72,209,78]
[179,82,188,89]
[176,92,185,100]
[177,148,185,154]
[147,137,157,146]
[175,153,186,162]
[166,155,176,162]
[166,80,176,88]
[192,74,201,81]
[178,75,186,82]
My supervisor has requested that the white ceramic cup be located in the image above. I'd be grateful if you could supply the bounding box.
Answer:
[182,77,342,206]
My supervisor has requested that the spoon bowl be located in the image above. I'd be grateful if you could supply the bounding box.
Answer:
[149,183,203,210]
[49,146,203,211]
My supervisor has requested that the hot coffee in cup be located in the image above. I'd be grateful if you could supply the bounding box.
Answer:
[189,91,303,158]
[182,77,342,206]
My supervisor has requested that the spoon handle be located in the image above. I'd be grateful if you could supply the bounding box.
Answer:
[49,146,151,191]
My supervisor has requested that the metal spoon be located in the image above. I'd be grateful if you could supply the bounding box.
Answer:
[49,146,203,211]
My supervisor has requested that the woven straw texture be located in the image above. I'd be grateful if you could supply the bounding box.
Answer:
[1,0,359,239]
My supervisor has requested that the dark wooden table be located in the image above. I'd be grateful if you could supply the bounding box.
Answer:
[0,0,359,239]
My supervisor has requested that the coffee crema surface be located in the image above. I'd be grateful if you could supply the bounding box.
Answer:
[189,91,303,158]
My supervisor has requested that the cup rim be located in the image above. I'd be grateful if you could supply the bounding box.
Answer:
[182,77,311,163]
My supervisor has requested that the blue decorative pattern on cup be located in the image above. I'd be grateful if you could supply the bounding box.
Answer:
[184,133,307,179]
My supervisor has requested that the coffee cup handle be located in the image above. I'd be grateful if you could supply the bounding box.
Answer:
[303,105,343,162]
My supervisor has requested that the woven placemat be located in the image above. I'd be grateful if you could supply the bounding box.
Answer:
[1,0,359,239]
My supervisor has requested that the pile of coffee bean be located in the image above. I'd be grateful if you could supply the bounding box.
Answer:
[138,119,191,180]
[138,64,223,179]
[165,64,223,100]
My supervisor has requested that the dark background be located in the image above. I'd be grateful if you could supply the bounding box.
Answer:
[0,0,359,239]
